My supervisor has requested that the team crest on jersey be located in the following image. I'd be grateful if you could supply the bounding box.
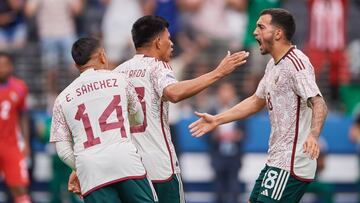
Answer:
[274,76,279,85]
[10,91,18,102]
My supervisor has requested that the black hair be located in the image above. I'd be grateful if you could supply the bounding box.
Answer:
[0,52,13,62]
[260,8,296,42]
[71,37,101,66]
[131,15,169,49]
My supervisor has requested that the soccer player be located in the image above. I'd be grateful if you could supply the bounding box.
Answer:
[189,8,328,203]
[0,52,31,203]
[112,15,249,203]
[50,37,157,203]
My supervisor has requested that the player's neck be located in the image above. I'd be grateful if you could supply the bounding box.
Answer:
[79,63,107,73]
[136,48,161,61]
[271,42,293,64]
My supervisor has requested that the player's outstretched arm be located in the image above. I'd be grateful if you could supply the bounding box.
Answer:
[303,95,328,160]
[189,112,217,137]
[163,51,249,103]
[189,94,266,137]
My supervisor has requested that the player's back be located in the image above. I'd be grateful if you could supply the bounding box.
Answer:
[54,69,146,195]
[0,77,27,145]
[115,55,180,182]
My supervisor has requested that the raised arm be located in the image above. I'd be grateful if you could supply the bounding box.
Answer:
[163,51,249,103]
[189,94,266,137]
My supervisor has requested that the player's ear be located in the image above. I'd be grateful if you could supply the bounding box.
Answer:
[155,36,161,49]
[274,28,282,41]
[100,49,107,64]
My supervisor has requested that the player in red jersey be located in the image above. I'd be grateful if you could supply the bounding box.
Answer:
[0,52,31,203]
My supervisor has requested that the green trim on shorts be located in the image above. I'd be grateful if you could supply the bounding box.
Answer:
[84,177,156,203]
[153,174,185,203]
[249,165,309,203]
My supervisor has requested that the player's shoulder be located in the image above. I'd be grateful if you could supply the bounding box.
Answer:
[282,47,312,73]
[9,76,26,88]
[116,55,171,73]
[8,76,28,95]
[95,69,125,78]
[115,55,155,68]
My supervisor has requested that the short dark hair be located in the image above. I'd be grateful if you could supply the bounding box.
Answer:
[131,15,169,49]
[260,8,296,42]
[71,37,101,65]
[0,52,13,62]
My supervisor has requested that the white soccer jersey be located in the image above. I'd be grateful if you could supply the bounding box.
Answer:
[114,54,180,182]
[50,69,146,195]
[255,47,322,181]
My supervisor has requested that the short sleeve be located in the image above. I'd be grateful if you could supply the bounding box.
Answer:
[150,61,178,98]
[255,76,266,99]
[49,98,72,143]
[125,80,141,115]
[292,63,322,100]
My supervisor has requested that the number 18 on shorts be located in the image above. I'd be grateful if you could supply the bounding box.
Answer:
[249,165,309,203]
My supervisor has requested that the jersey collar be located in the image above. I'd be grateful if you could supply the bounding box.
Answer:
[275,46,295,65]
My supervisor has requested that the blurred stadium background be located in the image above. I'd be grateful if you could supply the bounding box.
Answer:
[1,0,360,202]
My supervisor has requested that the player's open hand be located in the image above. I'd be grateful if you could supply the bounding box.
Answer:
[68,171,82,196]
[303,133,320,160]
[215,51,249,77]
[189,112,217,137]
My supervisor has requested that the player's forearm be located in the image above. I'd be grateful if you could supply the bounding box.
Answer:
[216,94,266,125]
[309,96,328,137]
[163,70,222,103]
[20,113,30,145]
[55,141,76,171]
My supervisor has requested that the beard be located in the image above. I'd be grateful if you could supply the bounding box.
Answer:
[260,39,274,55]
